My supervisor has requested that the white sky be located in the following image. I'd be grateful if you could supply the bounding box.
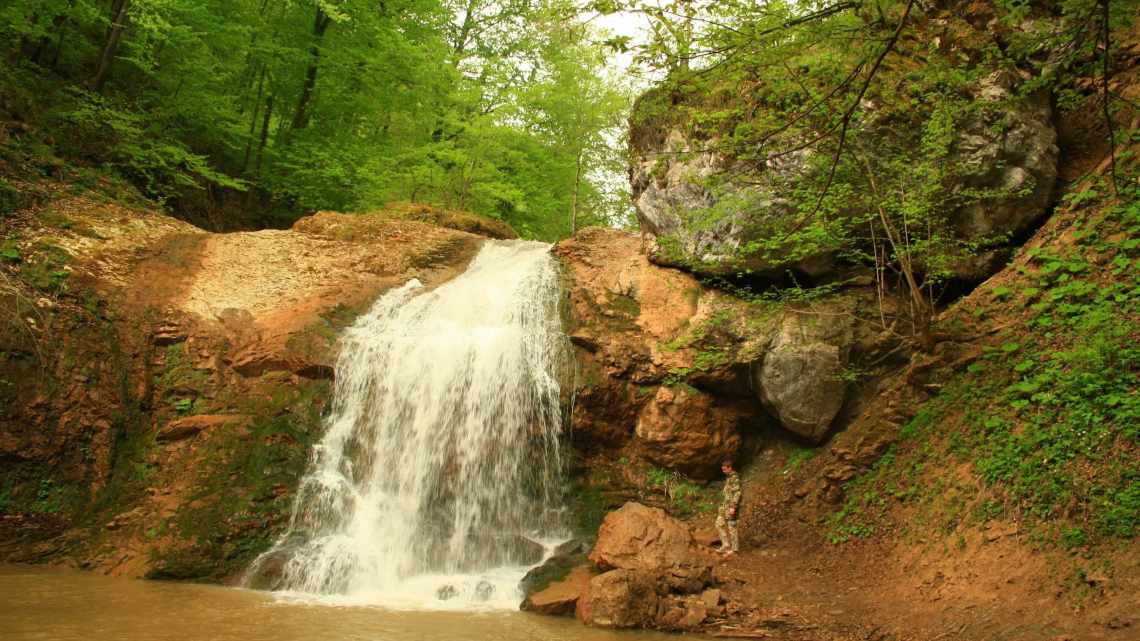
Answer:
[586,6,663,90]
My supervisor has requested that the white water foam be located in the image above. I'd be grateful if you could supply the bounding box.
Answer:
[246,240,571,610]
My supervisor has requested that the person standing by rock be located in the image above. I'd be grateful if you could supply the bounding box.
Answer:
[716,460,741,556]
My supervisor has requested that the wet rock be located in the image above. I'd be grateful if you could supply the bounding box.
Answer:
[242,545,295,591]
[104,507,144,531]
[474,580,495,601]
[519,538,590,598]
[552,538,591,557]
[492,534,545,566]
[436,584,458,601]
[156,414,250,443]
[523,565,595,616]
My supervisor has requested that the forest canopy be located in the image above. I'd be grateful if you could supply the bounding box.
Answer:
[1,0,632,239]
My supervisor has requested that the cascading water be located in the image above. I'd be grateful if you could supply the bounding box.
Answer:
[245,240,572,609]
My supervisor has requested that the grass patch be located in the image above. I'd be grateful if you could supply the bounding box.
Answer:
[645,466,719,518]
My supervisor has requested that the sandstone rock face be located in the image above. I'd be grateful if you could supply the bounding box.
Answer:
[555,228,869,472]
[755,310,854,442]
[555,229,747,475]
[634,386,743,477]
[629,70,1057,280]
[156,414,250,443]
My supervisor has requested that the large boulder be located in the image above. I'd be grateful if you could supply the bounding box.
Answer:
[589,502,712,593]
[634,385,743,478]
[523,565,595,616]
[630,68,1057,280]
[754,310,854,442]
[576,569,661,629]
[590,502,694,571]
[577,504,717,630]
[631,130,831,277]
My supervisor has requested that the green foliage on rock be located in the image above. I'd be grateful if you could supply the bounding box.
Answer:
[622,0,1137,336]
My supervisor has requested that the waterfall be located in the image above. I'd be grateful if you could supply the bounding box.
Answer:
[246,240,571,609]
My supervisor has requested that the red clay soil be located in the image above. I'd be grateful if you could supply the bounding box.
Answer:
[695,489,1137,640]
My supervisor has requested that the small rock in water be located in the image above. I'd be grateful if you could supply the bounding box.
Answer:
[436,584,458,601]
[474,580,495,601]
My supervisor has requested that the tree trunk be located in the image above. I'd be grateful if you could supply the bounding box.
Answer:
[246,93,275,210]
[242,67,267,172]
[290,7,332,131]
[569,150,583,234]
[255,93,275,178]
[451,0,481,62]
[90,0,131,93]
[860,158,932,343]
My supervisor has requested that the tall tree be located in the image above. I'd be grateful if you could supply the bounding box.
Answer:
[90,0,130,92]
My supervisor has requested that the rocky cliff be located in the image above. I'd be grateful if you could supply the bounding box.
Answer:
[523,2,1140,638]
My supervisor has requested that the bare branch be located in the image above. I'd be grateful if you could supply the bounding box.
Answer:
[1100,0,1119,196]
[810,0,915,215]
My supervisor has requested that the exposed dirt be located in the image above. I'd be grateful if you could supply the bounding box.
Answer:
[697,533,1137,641]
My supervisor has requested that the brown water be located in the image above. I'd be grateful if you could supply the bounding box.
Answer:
[0,565,678,641]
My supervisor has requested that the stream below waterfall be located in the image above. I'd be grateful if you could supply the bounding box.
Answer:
[0,566,679,641]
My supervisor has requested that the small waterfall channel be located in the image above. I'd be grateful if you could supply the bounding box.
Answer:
[245,240,572,609]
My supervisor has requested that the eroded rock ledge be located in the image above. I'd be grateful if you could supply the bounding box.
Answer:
[554,227,895,467]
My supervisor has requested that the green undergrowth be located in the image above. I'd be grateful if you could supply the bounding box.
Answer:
[3,241,71,295]
[828,184,1140,548]
[645,466,720,518]
[155,343,210,416]
[566,462,623,536]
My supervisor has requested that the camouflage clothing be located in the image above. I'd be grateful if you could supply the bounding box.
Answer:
[716,470,741,552]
